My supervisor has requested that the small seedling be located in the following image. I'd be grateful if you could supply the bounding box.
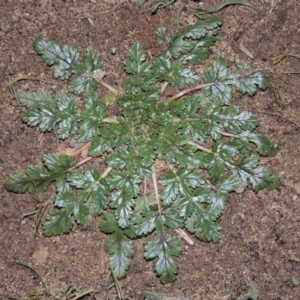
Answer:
[236,281,258,300]
[283,275,300,287]
[6,16,279,283]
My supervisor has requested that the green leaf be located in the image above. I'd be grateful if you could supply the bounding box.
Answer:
[109,171,141,197]
[168,17,222,58]
[18,89,53,108]
[222,106,258,134]
[214,0,255,11]
[22,101,60,132]
[101,213,135,278]
[43,153,76,173]
[233,71,270,95]
[73,196,91,228]
[134,194,156,212]
[240,132,278,156]
[68,167,110,215]
[69,46,105,94]
[144,224,182,283]
[156,25,170,45]
[54,191,92,228]
[247,166,280,192]
[160,169,205,204]
[5,153,76,194]
[155,55,199,88]
[5,165,52,194]
[156,125,188,164]
[83,46,105,72]
[110,187,136,228]
[125,41,152,77]
[179,187,226,221]
[43,208,73,236]
[99,212,119,234]
[56,90,79,139]
[76,91,106,142]
[34,38,79,79]
[186,47,210,64]
[138,0,146,6]
[204,58,232,104]
[88,136,114,156]
[141,0,176,14]
[135,208,158,236]
[163,208,183,229]
[215,175,243,193]
[106,233,134,279]
[227,154,280,191]
[194,217,222,242]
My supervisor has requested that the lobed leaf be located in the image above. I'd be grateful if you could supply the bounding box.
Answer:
[18,89,53,108]
[240,131,278,157]
[110,188,136,228]
[156,25,170,45]
[227,154,280,191]
[34,38,79,79]
[233,72,269,95]
[160,169,205,204]
[125,41,152,77]
[155,55,199,89]
[168,16,222,58]
[43,208,73,236]
[144,224,182,283]
[76,91,107,142]
[5,165,52,194]
[44,153,76,173]
[67,167,110,215]
[69,47,105,94]
[194,217,222,242]
[22,101,60,132]
[102,213,135,278]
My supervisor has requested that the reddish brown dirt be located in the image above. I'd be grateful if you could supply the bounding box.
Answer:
[1,1,300,299]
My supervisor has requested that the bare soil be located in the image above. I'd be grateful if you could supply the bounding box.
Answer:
[1,1,300,299]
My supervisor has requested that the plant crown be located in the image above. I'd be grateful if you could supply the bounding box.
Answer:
[5,16,280,283]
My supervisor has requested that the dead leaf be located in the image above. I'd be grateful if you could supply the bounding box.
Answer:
[92,70,106,82]
[32,246,49,266]
[240,43,254,59]
[288,250,300,262]
[57,141,91,158]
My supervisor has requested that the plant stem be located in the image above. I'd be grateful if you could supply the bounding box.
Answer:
[166,82,215,103]
[103,117,119,124]
[6,261,47,290]
[99,80,118,94]
[70,156,94,170]
[6,76,64,87]
[151,165,162,213]
[221,131,239,138]
[286,54,300,60]
[101,166,113,179]
[188,140,212,153]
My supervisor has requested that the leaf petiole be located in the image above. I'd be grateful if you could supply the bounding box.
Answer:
[166,82,215,102]
[188,140,212,154]
[151,165,162,213]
